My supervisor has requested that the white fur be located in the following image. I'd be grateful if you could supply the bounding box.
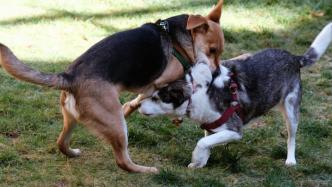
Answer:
[213,66,230,88]
[138,92,189,117]
[140,63,243,169]
[189,88,220,124]
[190,62,212,86]
[283,84,300,166]
[71,148,81,156]
[139,56,303,168]
[187,63,221,124]
[195,49,216,71]
[64,94,79,119]
[188,129,242,168]
[310,22,332,61]
[239,84,250,105]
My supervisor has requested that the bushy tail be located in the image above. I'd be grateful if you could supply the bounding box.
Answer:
[0,43,72,90]
[301,22,332,67]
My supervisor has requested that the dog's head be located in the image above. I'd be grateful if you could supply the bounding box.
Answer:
[187,0,224,71]
[138,80,191,117]
[139,63,213,119]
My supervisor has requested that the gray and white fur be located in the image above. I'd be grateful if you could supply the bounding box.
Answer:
[138,23,332,169]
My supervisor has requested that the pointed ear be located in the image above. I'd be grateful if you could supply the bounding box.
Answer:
[186,15,208,31]
[207,0,223,23]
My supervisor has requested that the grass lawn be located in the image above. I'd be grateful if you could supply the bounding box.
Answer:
[0,0,332,186]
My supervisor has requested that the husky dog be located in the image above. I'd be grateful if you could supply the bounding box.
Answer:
[139,23,332,168]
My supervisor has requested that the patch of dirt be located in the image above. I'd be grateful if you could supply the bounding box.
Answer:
[248,119,268,129]
[1,131,20,139]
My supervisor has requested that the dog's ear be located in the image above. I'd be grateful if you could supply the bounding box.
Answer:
[186,15,208,33]
[207,0,223,23]
[169,88,187,108]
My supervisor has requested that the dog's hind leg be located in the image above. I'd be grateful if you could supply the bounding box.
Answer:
[279,84,301,166]
[57,91,81,157]
[81,87,158,173]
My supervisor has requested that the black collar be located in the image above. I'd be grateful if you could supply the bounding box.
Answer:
[156,20,193,72]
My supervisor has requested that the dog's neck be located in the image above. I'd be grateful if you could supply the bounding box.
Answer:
[182,65,232,124]
[188,88,222,124]
[165,15,195,63]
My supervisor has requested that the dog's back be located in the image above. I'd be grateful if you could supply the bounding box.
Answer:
[220,49,301,120]
[67,23,167,88]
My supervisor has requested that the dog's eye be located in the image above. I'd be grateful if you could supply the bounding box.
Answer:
[206,81,210,87]
[151,96,159,102]
[209,47,217,54]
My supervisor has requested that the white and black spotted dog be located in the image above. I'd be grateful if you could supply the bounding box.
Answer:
[139,23,332,169]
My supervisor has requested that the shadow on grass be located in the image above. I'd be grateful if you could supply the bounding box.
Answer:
[0,0,216,27]
[2,0,330,28]
[223,15,332,57]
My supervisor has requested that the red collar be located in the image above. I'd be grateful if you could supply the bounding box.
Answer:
[200,72,243,132]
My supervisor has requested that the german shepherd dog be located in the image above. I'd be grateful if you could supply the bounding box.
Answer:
[0,1,225,173]
[139,23,332,168]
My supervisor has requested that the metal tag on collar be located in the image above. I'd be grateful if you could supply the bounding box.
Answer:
[159,20,169,33]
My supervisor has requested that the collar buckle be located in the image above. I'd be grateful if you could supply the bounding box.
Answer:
[158,20,169,33]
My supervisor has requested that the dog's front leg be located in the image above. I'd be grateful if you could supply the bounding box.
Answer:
[188,129,242,169]
[123,57,184,118]
[123,92,153,118]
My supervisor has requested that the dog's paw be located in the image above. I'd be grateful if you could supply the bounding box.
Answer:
[69,148,81,157]
[150,167,159,173]
[187,162,204,169]
[145,167,159,173]
[122,102,137,117]
[285,159,296,166]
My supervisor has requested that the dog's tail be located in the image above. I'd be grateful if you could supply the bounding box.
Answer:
[0,43,72,90]
[300,22,332,67]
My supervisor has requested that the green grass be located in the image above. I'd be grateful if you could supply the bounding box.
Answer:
[0,0,332,186]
